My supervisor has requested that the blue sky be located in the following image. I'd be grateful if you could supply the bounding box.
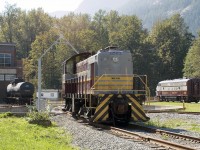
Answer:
[0,0,83,12]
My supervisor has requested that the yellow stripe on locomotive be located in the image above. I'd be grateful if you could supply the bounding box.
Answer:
[93,75,133,91]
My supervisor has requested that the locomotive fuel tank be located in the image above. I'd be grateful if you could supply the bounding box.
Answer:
[7,80,34,98]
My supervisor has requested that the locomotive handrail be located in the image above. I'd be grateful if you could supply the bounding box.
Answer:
[133,74,151,105]
[87,74,150,108]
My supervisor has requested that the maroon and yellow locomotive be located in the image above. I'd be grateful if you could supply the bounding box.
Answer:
[62,46,149,124]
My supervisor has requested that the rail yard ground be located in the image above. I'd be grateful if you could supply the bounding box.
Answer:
[0,101,199,150]
[51,112,200,150]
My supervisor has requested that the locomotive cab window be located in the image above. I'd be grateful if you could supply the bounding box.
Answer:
[65,60,75,75]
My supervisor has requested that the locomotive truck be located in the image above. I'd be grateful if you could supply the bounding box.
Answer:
[62,46,149,125]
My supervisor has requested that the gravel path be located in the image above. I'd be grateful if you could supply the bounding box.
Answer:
[51,112,200,150]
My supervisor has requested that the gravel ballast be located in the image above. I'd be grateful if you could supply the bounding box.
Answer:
[51,112,200,150]
[51,114,153,150]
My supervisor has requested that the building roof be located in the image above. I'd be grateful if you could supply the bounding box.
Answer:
[0,43,16,51]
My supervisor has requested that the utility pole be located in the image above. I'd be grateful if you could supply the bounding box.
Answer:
[37,35,79,111]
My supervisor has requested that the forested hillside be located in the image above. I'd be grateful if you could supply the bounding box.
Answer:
[76,0,200,36]
[0,4,199,95]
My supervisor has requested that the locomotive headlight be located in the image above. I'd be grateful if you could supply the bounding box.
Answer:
[113,57,119,63]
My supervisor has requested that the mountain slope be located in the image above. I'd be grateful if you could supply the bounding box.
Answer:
[75,0,200,36]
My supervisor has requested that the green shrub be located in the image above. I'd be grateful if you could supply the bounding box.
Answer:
[27,111,52,126]
[0,112,13,118]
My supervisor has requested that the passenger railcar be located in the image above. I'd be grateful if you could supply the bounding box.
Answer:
[6,78,34,105]
[156,78,200,103]
[62,46,149,125]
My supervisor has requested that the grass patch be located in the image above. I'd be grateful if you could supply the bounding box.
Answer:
[0,112,13,118]
[146,118,184,128]
[189,123,200,132]
[145,118,200,133]
[0,114,77,150]
[147,101,200,112]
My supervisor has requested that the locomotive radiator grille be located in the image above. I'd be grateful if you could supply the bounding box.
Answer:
[126,94,149,121]
[93,94,113,122]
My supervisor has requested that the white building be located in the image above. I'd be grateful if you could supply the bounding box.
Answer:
[36,89,60,100]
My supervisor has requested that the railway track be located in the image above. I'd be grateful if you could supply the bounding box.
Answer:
[91,122,199,150]
[50,105,200,149]
[53,109,199,150]
[127,123,200,149]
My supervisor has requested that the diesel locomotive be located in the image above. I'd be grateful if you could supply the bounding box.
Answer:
[6,78,34,105]
[156,78,200,103]
[62,46,149,124]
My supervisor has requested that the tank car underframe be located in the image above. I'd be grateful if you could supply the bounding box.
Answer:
[63,93,149,124]
[5,97,33,105]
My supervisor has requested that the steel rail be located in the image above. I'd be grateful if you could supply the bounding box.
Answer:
[109,126,197,150]
[129,123,200,143]
[90,122,197,150]
[55,110,198,150]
